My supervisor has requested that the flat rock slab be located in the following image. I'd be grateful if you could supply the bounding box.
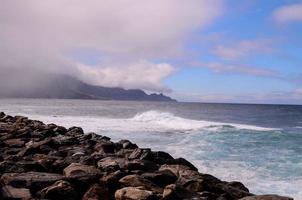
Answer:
[1,185,31,199]
[1,172,63,188]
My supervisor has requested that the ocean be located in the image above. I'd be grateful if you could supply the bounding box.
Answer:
[1,98,302,199]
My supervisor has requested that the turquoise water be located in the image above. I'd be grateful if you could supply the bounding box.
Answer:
[1,99,302,199]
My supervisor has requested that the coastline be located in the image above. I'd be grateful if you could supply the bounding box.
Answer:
[0,112,293,200]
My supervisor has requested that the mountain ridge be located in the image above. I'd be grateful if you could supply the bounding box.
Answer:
[0,71,176,102]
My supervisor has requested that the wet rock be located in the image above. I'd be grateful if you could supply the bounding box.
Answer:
[100,170,127,191]
[128,148,152,160]
[141,170,177,188]
[173,157,198,171]
[40,180,77,200]
[0,160,46,173]
[97,157,126,172]
[52,135,79,146]
[82,183,110,200]
[227,181,249,193]
[1,185,32,200]
[159,164,194,177]
[239,195,293,200]
[0,112,5,119]
[118,140,138,149]
[95,141,116,154]
[115,187,158,200]
[63,163,101,181]
[119,174,163,194]
[66,126,84,136]
[1,172,63,192]
[162,184,198,200]
[3,138,25,147]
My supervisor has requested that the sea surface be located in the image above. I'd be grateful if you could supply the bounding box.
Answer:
[1,98,302,199]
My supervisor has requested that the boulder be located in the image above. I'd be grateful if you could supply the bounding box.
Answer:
[1,172,63,192]
[115,187,158,200]
[82,183,110,200]
[63,163,101,180]
[162,184,199,200]
[239,195,294,200]
[1,185,32,200]
[100,170,127,191]
[3,138,25,147]
[118,140,138,149]
[119,175,163,194]
[141,170,177,188]
[97,157,126,172]
[40,180,77,200]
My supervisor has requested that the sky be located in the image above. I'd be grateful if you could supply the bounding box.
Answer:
[1,0,302,104]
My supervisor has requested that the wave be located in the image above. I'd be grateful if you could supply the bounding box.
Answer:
[131,110,278,132]
[22,110,279,133]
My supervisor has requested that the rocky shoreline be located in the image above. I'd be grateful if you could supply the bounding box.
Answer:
[0,112,293,200]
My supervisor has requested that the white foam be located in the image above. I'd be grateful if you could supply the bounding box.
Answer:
[25,110,278,133]
[131,110,278,131]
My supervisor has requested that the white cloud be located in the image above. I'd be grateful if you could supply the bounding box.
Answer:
[0,0,223,92]
[192,62,278,77]
[273,3,302,24]
[212,39,274,60]
[76,60,175,92]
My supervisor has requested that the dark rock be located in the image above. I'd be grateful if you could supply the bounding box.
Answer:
[0,112,5,119]
[141,170,177,188]
[173,157,198,171]
[119,174,163,194]
[118,140,138,149]
[227,181,249,193]
[3,138,25,147]
[128,148,152,160]
[100,170,127,191]
[63,163,101,181]
[1,172,63,192]
[162,184,199,200]
[115,187,158,200]
[1,185,32,200]
[82,183,110,200]
[97,157,125,172]
[67,126,84,136]
[0,160,46,173]
[40,180,77,200]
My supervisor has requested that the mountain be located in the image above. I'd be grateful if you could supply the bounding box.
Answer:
[0,70,176,102]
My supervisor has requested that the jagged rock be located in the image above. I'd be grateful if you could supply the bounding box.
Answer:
[1,172,63,192]
[40,180,77,200]
[1,185,32,200]
[119,175,163,194]
[94,141,116,154]
[3,138,25,147]
[159,164,195,177]
[227,181,249,192]
[97,157,126,172]
[141,170,177,188]
[100,170,127,191]
[82,183,110,200]
[239,195,293,200]
[115,187,158,200]
[118,140,138,149]
[0,160,46,173]
[128,148,152,160]
[63,163,101,180]
[162,184,199,200]
[173,157,198,171]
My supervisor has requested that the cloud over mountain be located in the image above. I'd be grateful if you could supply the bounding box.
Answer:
[0,0,222,92]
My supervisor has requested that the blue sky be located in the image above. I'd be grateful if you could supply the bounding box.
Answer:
[162,0,302,104]
[1,0,302,104]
